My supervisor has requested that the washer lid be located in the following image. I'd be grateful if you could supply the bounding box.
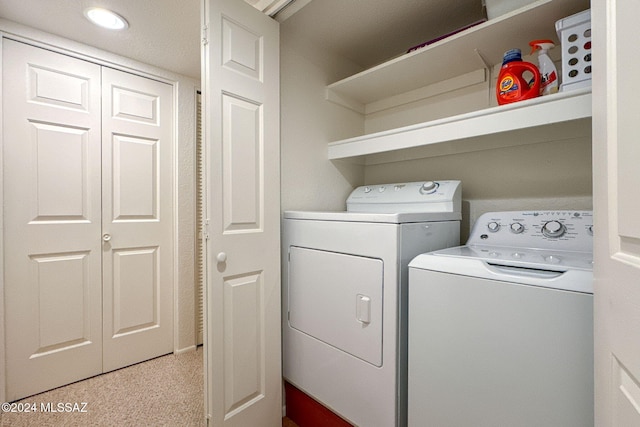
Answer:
[283,210,461,223]
[409,247,593,294]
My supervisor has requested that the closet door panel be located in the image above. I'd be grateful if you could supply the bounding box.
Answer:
[112,134,158,220]
[204,0,281,423]
[101,67,174,372]
[3,40,103,401]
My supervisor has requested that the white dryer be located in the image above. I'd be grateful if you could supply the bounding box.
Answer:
[408,210,594,427]
[283,180,462,427]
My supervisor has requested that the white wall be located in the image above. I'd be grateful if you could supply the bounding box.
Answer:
[364,137,592,240]
[280,24,365,212]
[364,138,592,199]
[364,73,491,135]
[174,79,199,353]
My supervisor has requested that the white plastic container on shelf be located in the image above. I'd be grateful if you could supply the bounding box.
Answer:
[484,0,537,19]
[556,9,592,92]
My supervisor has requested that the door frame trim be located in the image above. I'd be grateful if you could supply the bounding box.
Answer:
[0,18,199,403]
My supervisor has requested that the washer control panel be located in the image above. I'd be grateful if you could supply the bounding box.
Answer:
[468,210,593,253]
[346,180,461,214]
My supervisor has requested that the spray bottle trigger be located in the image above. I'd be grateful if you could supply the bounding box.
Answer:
[529,39,555,55]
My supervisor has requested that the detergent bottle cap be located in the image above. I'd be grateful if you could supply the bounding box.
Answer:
[502,48,523,65]
[529,39,555,54]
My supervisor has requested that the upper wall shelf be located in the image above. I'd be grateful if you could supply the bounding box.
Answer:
[328,88,592,165]
[325,0,590,112]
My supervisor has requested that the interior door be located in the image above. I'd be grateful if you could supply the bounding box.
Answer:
[202,0,281,425]
[101,67,174,372]
[592,1,640,425]
[3,39,103,401]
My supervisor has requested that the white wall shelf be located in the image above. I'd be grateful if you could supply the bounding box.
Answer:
[325,0,590,113]
[328,88,592,165]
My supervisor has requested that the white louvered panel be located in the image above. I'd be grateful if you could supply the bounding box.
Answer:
[196,91,205,345]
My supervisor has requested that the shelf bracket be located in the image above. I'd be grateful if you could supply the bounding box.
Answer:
[473,48,492,71]
[474,48,494,105]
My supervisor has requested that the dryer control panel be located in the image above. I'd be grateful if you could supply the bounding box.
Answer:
[468,210,593,253]
[346,180,461,214]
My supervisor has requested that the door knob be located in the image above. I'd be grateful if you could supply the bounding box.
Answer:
[102,234,112,242]
[216,252,227,263]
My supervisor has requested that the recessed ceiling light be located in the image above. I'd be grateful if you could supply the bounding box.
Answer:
[84,7,129,30]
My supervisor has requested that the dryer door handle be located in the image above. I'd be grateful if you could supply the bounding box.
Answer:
[356,294,371,324]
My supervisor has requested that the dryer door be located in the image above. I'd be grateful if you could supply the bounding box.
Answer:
[288,246,383,366]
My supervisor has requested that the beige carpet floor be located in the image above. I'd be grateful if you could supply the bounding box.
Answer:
[1,347,204,427]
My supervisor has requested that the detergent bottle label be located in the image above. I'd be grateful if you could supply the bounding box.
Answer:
[498,74,520,101]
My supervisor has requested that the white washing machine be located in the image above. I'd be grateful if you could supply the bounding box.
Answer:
[408,210,594,427]
[283,180,462,427]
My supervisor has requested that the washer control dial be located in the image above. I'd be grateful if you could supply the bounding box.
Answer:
[420,181,438,194]
[510,222,525,234]
[487,221,501,233]
[542,220,566,238]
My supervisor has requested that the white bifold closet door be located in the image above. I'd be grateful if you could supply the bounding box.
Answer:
[100,66,173,373]
[3,39,173,401]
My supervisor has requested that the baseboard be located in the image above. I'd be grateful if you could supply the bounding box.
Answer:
[174,345,197,355]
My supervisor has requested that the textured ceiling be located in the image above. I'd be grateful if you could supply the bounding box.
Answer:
[0,0,486,80]
[0,0,202,79]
